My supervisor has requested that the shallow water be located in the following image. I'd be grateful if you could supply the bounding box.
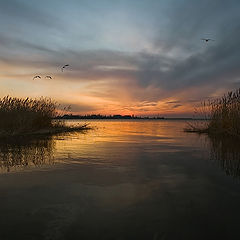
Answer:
[0,120,239,240]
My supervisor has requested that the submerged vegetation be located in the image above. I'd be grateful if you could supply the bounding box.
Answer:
[0,96,89,137]
[185,88,240,137]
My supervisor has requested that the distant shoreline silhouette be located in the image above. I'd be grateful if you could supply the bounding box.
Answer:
[55,114,197,120]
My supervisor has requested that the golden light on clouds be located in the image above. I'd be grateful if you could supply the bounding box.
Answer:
[1,0,239,117]
[0,61,230,117]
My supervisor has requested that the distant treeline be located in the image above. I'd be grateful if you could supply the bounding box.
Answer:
[55,114,166,120]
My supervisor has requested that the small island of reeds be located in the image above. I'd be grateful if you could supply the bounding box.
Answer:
[185,88,240,137]
[0,96,89,137]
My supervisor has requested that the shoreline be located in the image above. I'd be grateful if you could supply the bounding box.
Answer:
[0,124,91,138]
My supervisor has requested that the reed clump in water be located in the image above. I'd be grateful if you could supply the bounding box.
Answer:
[185,88,240,137]
[208,89,240,136]
[0,96,89,136]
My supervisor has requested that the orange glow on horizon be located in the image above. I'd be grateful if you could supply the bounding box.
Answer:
[0,62,225,117]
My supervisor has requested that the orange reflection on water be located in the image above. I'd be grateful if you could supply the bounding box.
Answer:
[0,120,206,172]
[54,120,205,166]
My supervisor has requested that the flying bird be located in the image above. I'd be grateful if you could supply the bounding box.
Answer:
[201,38,214,42]
[33,76,41,80]
[45,76,52,79]
[61,64,69,72]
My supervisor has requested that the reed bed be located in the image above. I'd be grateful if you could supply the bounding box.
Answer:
[208,89,240,136]
[185,88,240,137]
[0,96,89,136]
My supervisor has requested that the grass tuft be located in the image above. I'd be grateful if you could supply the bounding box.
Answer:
[0,96,89,136]
[185,88,240,137]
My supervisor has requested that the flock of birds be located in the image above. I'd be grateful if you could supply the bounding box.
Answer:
[33,64,69,80]
[32,39,214,80]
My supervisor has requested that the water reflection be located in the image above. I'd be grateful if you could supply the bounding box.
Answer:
[1,120,240,181]
[209,135,240,178]
[0,136,55,172]
[0,121,240,239]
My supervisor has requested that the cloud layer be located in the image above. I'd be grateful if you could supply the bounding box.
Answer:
[0,0,240,116]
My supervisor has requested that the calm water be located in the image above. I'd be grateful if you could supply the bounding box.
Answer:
[0,120,239,240]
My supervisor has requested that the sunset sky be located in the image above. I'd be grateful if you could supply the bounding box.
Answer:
[0,0,240,117]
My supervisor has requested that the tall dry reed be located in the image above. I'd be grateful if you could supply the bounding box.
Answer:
[0,96,57,133]
[188,88,240,136]
[208,89,240,136]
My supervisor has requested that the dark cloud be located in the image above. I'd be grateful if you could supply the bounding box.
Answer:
[0,0,59,28]
[1,0,240,110]
[166,101,181,104]
[153,0,240,51]
[140,0,240,92]
[172,104,182,109]
[0,35,57,57]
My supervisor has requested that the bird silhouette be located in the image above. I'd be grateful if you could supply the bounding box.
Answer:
[33,76,41,80]
[45,76,52,79]
[201,38,214,42]
[61,64,69,72]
